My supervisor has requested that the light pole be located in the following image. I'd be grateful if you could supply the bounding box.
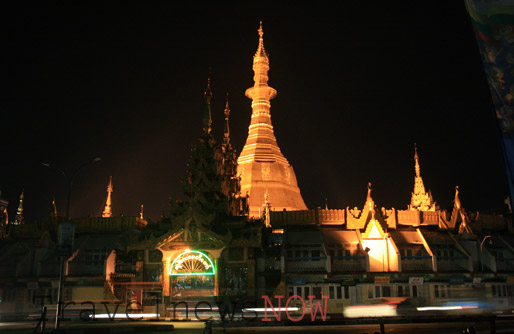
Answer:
[42,157,101,330]
[480,235,492,273]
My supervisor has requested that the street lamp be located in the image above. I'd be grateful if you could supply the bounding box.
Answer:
[42,157,101,330]
[480,235,492,273]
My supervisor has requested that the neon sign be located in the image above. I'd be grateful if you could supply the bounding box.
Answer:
[169,250,215,276]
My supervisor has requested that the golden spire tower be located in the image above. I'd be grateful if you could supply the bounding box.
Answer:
[13,190,24,225]
[223,93,231,146]
[409,144,437,211]
[102,176,113,218]
[237,22,307,217]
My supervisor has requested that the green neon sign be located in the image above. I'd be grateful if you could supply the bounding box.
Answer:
[169,250,216,276]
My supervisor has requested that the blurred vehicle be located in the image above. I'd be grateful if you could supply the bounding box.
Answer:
[343,297,408,318]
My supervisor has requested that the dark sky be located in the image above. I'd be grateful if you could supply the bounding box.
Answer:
[2,2,509,223]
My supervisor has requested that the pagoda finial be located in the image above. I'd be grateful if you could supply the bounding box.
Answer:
[414,143,421,178]
[102,176,113,218]
[223,92,231,145]
[13,190,24,225]
[203,71,213,135]
[140,204,144,220]
[51,197,58,218]
[255,21,267,58]
[454,185,461,209]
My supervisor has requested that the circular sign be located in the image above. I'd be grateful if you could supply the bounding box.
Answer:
[169,250,215,276]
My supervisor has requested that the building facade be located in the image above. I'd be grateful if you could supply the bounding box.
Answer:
[0,23,513,320]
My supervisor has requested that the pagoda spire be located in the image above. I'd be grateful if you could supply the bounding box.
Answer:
[51,197,58,218]
[13,190,24,225]
[223,93,231,146]
[255,21,267,59]
[102,176,113,218]
[454,185,461,209]
[203,74,213,135]
[409,144,437,211]
[414,143,421,178]
[237,22,307,217]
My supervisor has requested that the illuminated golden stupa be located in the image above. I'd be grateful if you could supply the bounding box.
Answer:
[408,145,437,211]
[237,22,307,217]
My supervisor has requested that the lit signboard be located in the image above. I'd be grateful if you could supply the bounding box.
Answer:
[169,250,215,276]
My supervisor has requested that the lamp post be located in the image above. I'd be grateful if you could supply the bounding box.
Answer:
[480,235,492,273]
[42,157,101,330]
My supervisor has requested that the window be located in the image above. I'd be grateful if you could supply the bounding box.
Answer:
[313,287,322,299]
[433,285,451,298]
[295,250,301,259]
[312,250,321,261]
[303,250,309,261]
[290,285,326,300]
[375,286,381,298]
[366,285,392,299]
[328,285,349,300]
[492,284,507,297]
[367,286,374,299]
[411,285,418,298]
[397,285,410,297]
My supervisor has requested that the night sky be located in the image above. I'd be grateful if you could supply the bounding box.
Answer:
[3,3,509,223]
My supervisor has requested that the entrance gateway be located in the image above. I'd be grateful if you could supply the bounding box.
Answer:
[169,249,216,298]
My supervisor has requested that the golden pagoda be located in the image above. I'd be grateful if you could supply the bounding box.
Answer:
[237,22,307,218]
[408,144,437,211]
[102,176,113,218]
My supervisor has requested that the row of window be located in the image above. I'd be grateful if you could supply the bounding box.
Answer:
[288,285,324,300]
[286,249,471,262]
[287,284,424,300]
[289,285,352,300]
[329,249,360,258]
[367,285,420,298]
[492,284,508,297]
[286,250,323,261]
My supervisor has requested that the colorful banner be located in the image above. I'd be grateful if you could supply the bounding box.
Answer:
[466,1,514,216]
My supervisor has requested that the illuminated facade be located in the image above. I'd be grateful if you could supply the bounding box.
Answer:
[1,23,514,320]
[237,23,307,218]
[270,153,514,313]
